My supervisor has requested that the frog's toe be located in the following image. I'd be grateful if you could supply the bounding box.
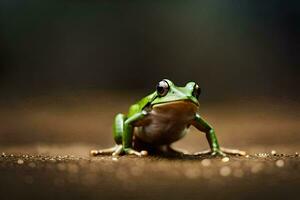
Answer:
[124,148,148,157]
[90,150,99,156]
[140,150,148,156]
[220,147,246,156]
[194,149,226,157]
[90,145,120,156]
[129,150,148,157]
[211,150,226,157]
[112,145,123,157]
[193,149,211,156]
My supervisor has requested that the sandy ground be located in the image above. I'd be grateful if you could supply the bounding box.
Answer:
[0,150,299,200]
[0,92,299,200]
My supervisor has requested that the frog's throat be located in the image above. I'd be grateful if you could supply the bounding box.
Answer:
[151,99,199,108]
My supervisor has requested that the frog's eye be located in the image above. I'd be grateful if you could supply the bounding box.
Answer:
[156,80,169,97]
[192,84,201,99]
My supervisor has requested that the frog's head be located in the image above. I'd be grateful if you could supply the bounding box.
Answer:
[151,79,201,107]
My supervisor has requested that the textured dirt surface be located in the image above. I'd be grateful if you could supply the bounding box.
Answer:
[0,150,299,200]
[0,93,299,200]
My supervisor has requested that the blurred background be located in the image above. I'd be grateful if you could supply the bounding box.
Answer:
[0,1,299,152]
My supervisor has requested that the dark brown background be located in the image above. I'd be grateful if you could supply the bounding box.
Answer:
[0,1,299,98]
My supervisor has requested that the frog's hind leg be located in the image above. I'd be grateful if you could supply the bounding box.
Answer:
[90,113,125,156]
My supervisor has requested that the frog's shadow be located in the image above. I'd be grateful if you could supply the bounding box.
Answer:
[133,140,213,160]
[139,148,216,160]
[146,151,218,160]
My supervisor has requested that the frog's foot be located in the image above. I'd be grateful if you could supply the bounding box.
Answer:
[194,149,226,157]
[91,145,148,157]
[220,147,246,156]
[193,149,210,155]
[194,147,246,157]
[111,145,124,157]
[90,145,120,156]
[123,148,148,157]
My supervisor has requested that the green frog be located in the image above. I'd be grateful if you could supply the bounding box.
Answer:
[91,79,245,157]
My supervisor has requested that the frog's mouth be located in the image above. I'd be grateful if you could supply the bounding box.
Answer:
[152,99,199,109]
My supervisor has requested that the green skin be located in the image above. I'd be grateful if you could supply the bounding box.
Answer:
[91,79,245,157]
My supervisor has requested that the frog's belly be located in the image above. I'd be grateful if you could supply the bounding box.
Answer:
[134,101,197,145]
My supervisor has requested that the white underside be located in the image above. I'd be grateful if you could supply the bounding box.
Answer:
[134,101,198,145]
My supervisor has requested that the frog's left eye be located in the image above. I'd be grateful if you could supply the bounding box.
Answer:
[156,80,169,97]
[192,84,201,99]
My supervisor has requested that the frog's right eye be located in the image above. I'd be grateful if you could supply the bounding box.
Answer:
[156,80,169,97]
[192,83,201,99]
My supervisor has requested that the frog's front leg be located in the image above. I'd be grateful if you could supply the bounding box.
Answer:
[192,113,245,156]
[90,113,125,156]
[91,112,148,157]
[120,111,148,157]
